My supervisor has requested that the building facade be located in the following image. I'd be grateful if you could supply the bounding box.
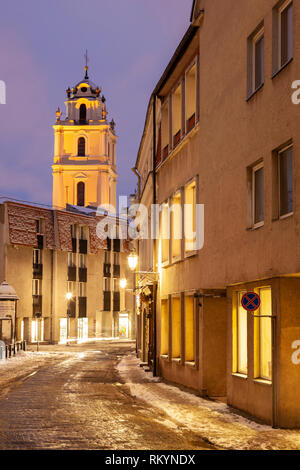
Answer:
[134,0,300,428]
[0,200,134,344]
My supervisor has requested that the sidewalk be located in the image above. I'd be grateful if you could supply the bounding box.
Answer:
[117,354,300,450]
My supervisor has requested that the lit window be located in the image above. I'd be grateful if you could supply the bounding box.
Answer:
[79,282,86,297]
[172,297,181,359]
[171,191,182,260]
[79,254,86,268]
[172,83,182,147]
[184,181,196,253]
[161,202,170,264]
[160,299,169,356]
[248,27,264,96]
[68,252,76,267]
[254,287,272,381]
[252,162,264,227]
[279,145,293,216]
[185,62,197,132]
[233,291,248,375]
[32,279,42,296]
[185,296,195,362]
[103,277,110,291]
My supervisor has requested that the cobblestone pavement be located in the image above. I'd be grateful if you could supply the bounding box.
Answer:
[0,342,215,450]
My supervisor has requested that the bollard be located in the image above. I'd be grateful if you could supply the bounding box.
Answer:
[0,340,5,360]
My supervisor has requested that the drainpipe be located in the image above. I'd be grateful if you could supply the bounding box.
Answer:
[152,94,157,377]
[131,167,141,200]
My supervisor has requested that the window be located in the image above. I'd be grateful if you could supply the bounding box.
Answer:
[254,287,272,381]
[33,249,41,265]
[113,252,120,265]
[77,181,85,206]
[79,226,86,240]
[233,291,248,375]
[79,282,86,297]
[161,100,169,159]
[184,181,196,253]
[67,281,76,295]
[161,299,169,356]
[172,83,182,147]
[171,191,182,260]
[68,252,76,267]
[161,202,170,264]
[279,145,293,216]
[172,297,181,359]
[104,251,110,264]
[78,137,86,156]
[32,279,42,296]
[103,277,110,291]
[79,104,87,122]
[252,162,264,227]
[279,1,293,67]
[273,1,293,73]
[71,224,77,239]
[113,278,119,292]
[247,27,264,96]
[79,254,86,268]
[185,62,197,132]
[185,296,195,362]
[36,219,43,234]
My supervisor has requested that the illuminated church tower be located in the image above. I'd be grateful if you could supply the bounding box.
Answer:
[52,58,117,210]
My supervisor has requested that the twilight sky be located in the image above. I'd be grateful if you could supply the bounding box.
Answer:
[0,0,193,206]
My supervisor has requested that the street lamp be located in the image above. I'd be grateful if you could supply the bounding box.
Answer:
[66,292,72,346]
[120,278,127,289]
[127,252,138,271]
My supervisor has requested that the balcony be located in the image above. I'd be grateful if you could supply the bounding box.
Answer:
[67,298,76,318]
[32,295,42,316]
[72,238,77,253]
[78,297,87,318]
[113,239,120,252]
[103,263,111,276]
[113,264,120,277]
[37,235,44,250]
[113,292,120,311]
[79,267,87,282]
[103,291,111,311]
[79,239,87,254]
[33,263,43,279]
[68,266,76,281]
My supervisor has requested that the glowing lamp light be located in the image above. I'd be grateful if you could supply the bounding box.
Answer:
[66,292,73,300]
[127,252,138,271]
[120,278,127,289]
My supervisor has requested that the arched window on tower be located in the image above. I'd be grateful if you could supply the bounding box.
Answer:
[77,182,85,206]
[78,137,86,156]
[79,104,87,123]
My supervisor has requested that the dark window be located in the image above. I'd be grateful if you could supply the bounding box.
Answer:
[78,137,86,156]
[254,35,264,90]
[280,2,293,67]
[77,182,85,206]
[279,146,293,216]
[79,104,87,123]
[103,291,111,311]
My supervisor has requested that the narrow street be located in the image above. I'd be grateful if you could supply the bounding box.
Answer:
[0,342,215,450]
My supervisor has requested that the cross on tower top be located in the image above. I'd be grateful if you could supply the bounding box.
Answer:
[84,49,89,79]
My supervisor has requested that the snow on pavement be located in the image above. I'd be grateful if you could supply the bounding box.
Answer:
[117,354,300,450]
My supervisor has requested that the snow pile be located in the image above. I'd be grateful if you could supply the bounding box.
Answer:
[117,354,300,450]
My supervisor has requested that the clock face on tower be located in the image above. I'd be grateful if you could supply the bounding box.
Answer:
[52,66,118,212]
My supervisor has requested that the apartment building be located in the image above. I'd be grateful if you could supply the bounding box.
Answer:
[0,200,134,344]
[134,0,300,427]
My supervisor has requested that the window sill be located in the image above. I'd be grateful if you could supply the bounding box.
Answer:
[185,361,196,368]
[184,250,198,259]
[160,354,169,361]
[246,83,264,102]
[280,211,293,220]
[253,378,272,386]
[232,373,248,380]
[271,57,293,80]
[248,222,264,231]
[171,357,181,364]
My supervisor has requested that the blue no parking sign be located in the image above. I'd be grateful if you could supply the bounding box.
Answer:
[241,292,260,312]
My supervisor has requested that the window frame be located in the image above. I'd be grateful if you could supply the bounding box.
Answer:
[254,287,272,382]
[184,178,198,256]
[278,0,293,68]
[252,161,265,229]
[247,25,264,98]
[185,57,198,132]
[233,290,248,376]
[278,143,293,219]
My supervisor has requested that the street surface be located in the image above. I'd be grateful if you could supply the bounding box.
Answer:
[0,342,214,450]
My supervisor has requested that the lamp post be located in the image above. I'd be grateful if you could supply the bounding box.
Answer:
[66,292,72,346]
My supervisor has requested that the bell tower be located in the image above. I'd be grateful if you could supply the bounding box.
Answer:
[52,58,117,210]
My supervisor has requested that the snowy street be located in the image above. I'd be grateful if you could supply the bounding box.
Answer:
[0,341,299,450]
